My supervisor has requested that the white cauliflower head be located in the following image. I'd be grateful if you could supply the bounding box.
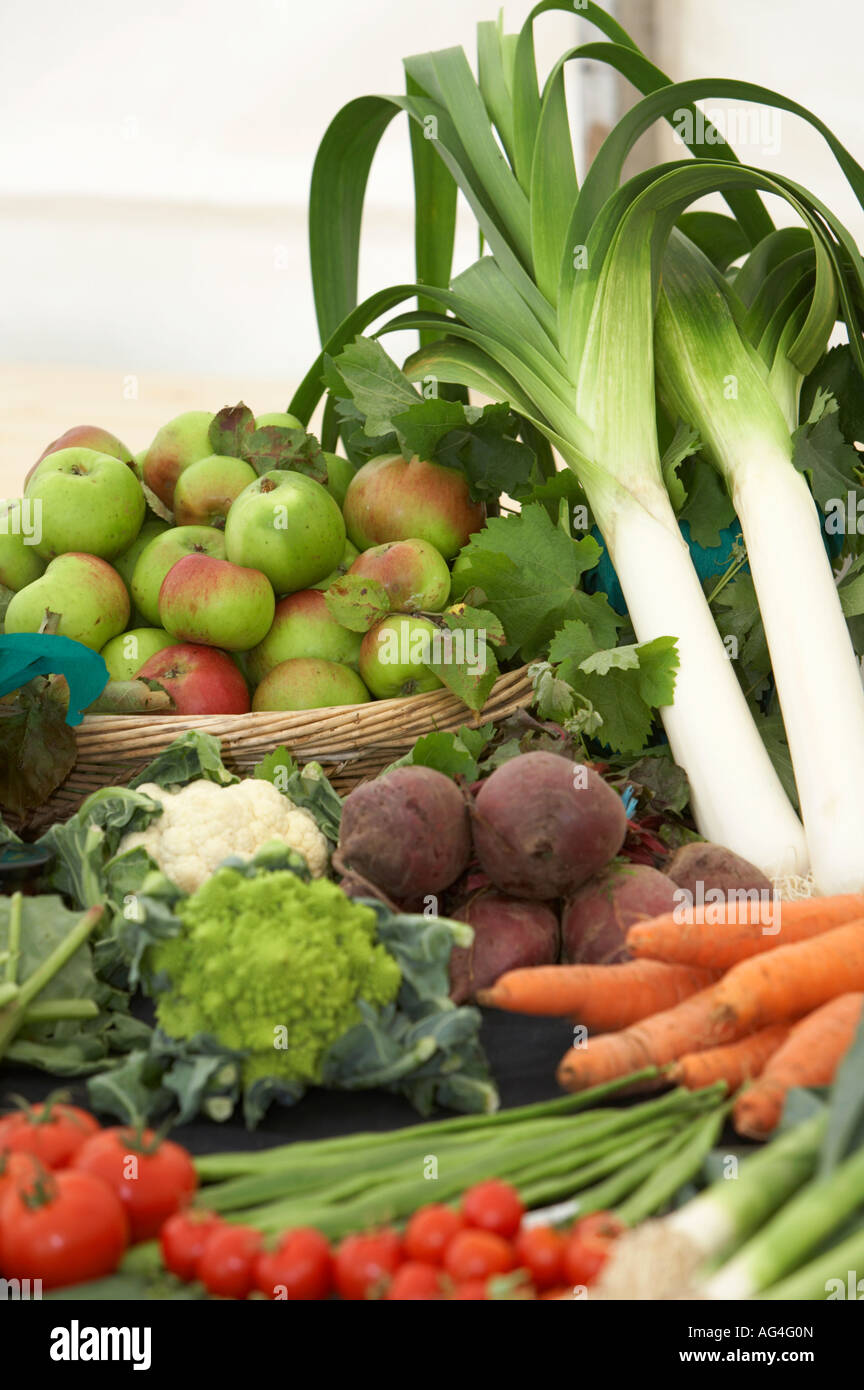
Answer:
[119,777,329,893]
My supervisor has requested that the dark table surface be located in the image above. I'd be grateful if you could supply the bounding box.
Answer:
[1,1011,576,1155]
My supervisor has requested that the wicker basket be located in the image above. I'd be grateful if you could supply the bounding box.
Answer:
[33,665,534,822]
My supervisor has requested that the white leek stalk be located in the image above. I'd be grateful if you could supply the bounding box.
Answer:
[595,483,808,876]
[656,231,864,892]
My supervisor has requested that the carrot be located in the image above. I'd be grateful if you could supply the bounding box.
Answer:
[712,919,864,1032]
[627,894,864,970]
[667,1024,790,1092]
[556,985,747,1093]
[733,994,864,1139]
[476,959,717,1028]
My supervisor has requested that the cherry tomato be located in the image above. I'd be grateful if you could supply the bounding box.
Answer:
[461,1179,524,1239]
[73,1127,197,1242]
[334,1228,402,1301]
[255,1227,333,1301]
[563,1211,626,1287]
[384,1261,445,1301]
[197,1224,263,1300]
[403,1204,464,1265]
[514,1224,566,1291]
[0,1099,99,1169]
[449,1278,489,1300]
[160,1208,224,1282]
[444,1229,515,1283]
[0,1169,128,1290]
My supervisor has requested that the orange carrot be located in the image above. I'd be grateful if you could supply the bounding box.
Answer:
[667,1024,790,1092]
[556,985,747,1093]
[627,894,864,970]
[712,919,864,1032]
[733,994,864,1139]
[476,959,717,1028]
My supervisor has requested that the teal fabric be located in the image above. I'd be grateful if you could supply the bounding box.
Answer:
[0,634,108,725]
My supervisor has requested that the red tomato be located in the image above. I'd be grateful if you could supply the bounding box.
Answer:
[334,1229,402,1301]
[514,1224,566,1291]
[444,1229,515,1283]
[255,1227,333,1301]
[449,1279,489,1300]
[160,1208,224,1282]
[563,1211,626,1287]
[72,1127,197,1242]
[0,1100,99,1169]
[384,1261,445,1301]
[0,1151,39,1208]
[461,1179,524,1239]
[403,1204,464,1265]
[0,1169,128,1290]
[197,1224,263,1300]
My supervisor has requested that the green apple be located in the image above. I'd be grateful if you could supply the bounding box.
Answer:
[100,627,176,680]
[348,538,450,613]
[113,517,171,626]
[131,526,226,625]
[159,553,275,651]
[310,539,360,591]
[141,411,215,511]
[343,454,486,559]
[26,448,146,560]
[173,455,258,528]
[322,451,355,510]
[0,501,46,591]
[25,424,134,489]
[5,553,130,650]
[358,614,444,699]
[255,411,303,430]
[252,657,370,711]
[246,589,362,685]
[224,470,346,594]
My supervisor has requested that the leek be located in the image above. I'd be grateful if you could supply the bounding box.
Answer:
[656,229,864,892]
[760,1223,864,1301]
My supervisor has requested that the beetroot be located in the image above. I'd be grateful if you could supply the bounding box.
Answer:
[471,752,627,900]
[664,842,771,901]
[337,765,472,900]
[449,893,560,1004]
[562,862,679,965]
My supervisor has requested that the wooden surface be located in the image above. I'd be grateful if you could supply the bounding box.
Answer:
[0,363,292,497]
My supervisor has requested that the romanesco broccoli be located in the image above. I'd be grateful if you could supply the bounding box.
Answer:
[150,867,401,1088]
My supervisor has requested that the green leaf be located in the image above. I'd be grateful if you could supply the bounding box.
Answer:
[661,421,701,512]
[550,622,679,755]
[0,682,77,817]
[800,343,864,447]
[457,505,619,660]
[619,749,692,817]
[792,402,864,518]
[129,730,239,791]
[244,427,328,484]
[324,574,391,632]
[678,461,737,548]
[755,710,799,810]
[386,725,494,781]
[424,623,500,713]
[327,337,421,438]
[443,604,506,647]
[712,574,771,685]
[209,403,255,458]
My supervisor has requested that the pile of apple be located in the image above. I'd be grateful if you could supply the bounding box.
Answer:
[0,409,487,715]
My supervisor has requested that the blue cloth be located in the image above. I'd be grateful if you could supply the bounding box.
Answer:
[0,634,109,725]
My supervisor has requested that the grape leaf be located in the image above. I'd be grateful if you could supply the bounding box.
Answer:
[326,337,421,437]
[456,505,620,659]
[548,622,679,755]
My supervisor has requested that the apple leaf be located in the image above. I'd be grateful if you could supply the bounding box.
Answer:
[443,603,506,648]
[456,505,621,660]
[210,402,256,459]
[87,680,175,716]
[244,427,328,485]
[421,610,500,712]
[0,681,78,817]
[545,622,679,755]
[324,575,391,632]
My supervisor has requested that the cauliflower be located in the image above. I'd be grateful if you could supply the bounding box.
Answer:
[151,867,401,1087]
[119,778,329,892]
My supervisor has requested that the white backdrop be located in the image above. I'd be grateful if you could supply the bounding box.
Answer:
[1,0,862,389]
